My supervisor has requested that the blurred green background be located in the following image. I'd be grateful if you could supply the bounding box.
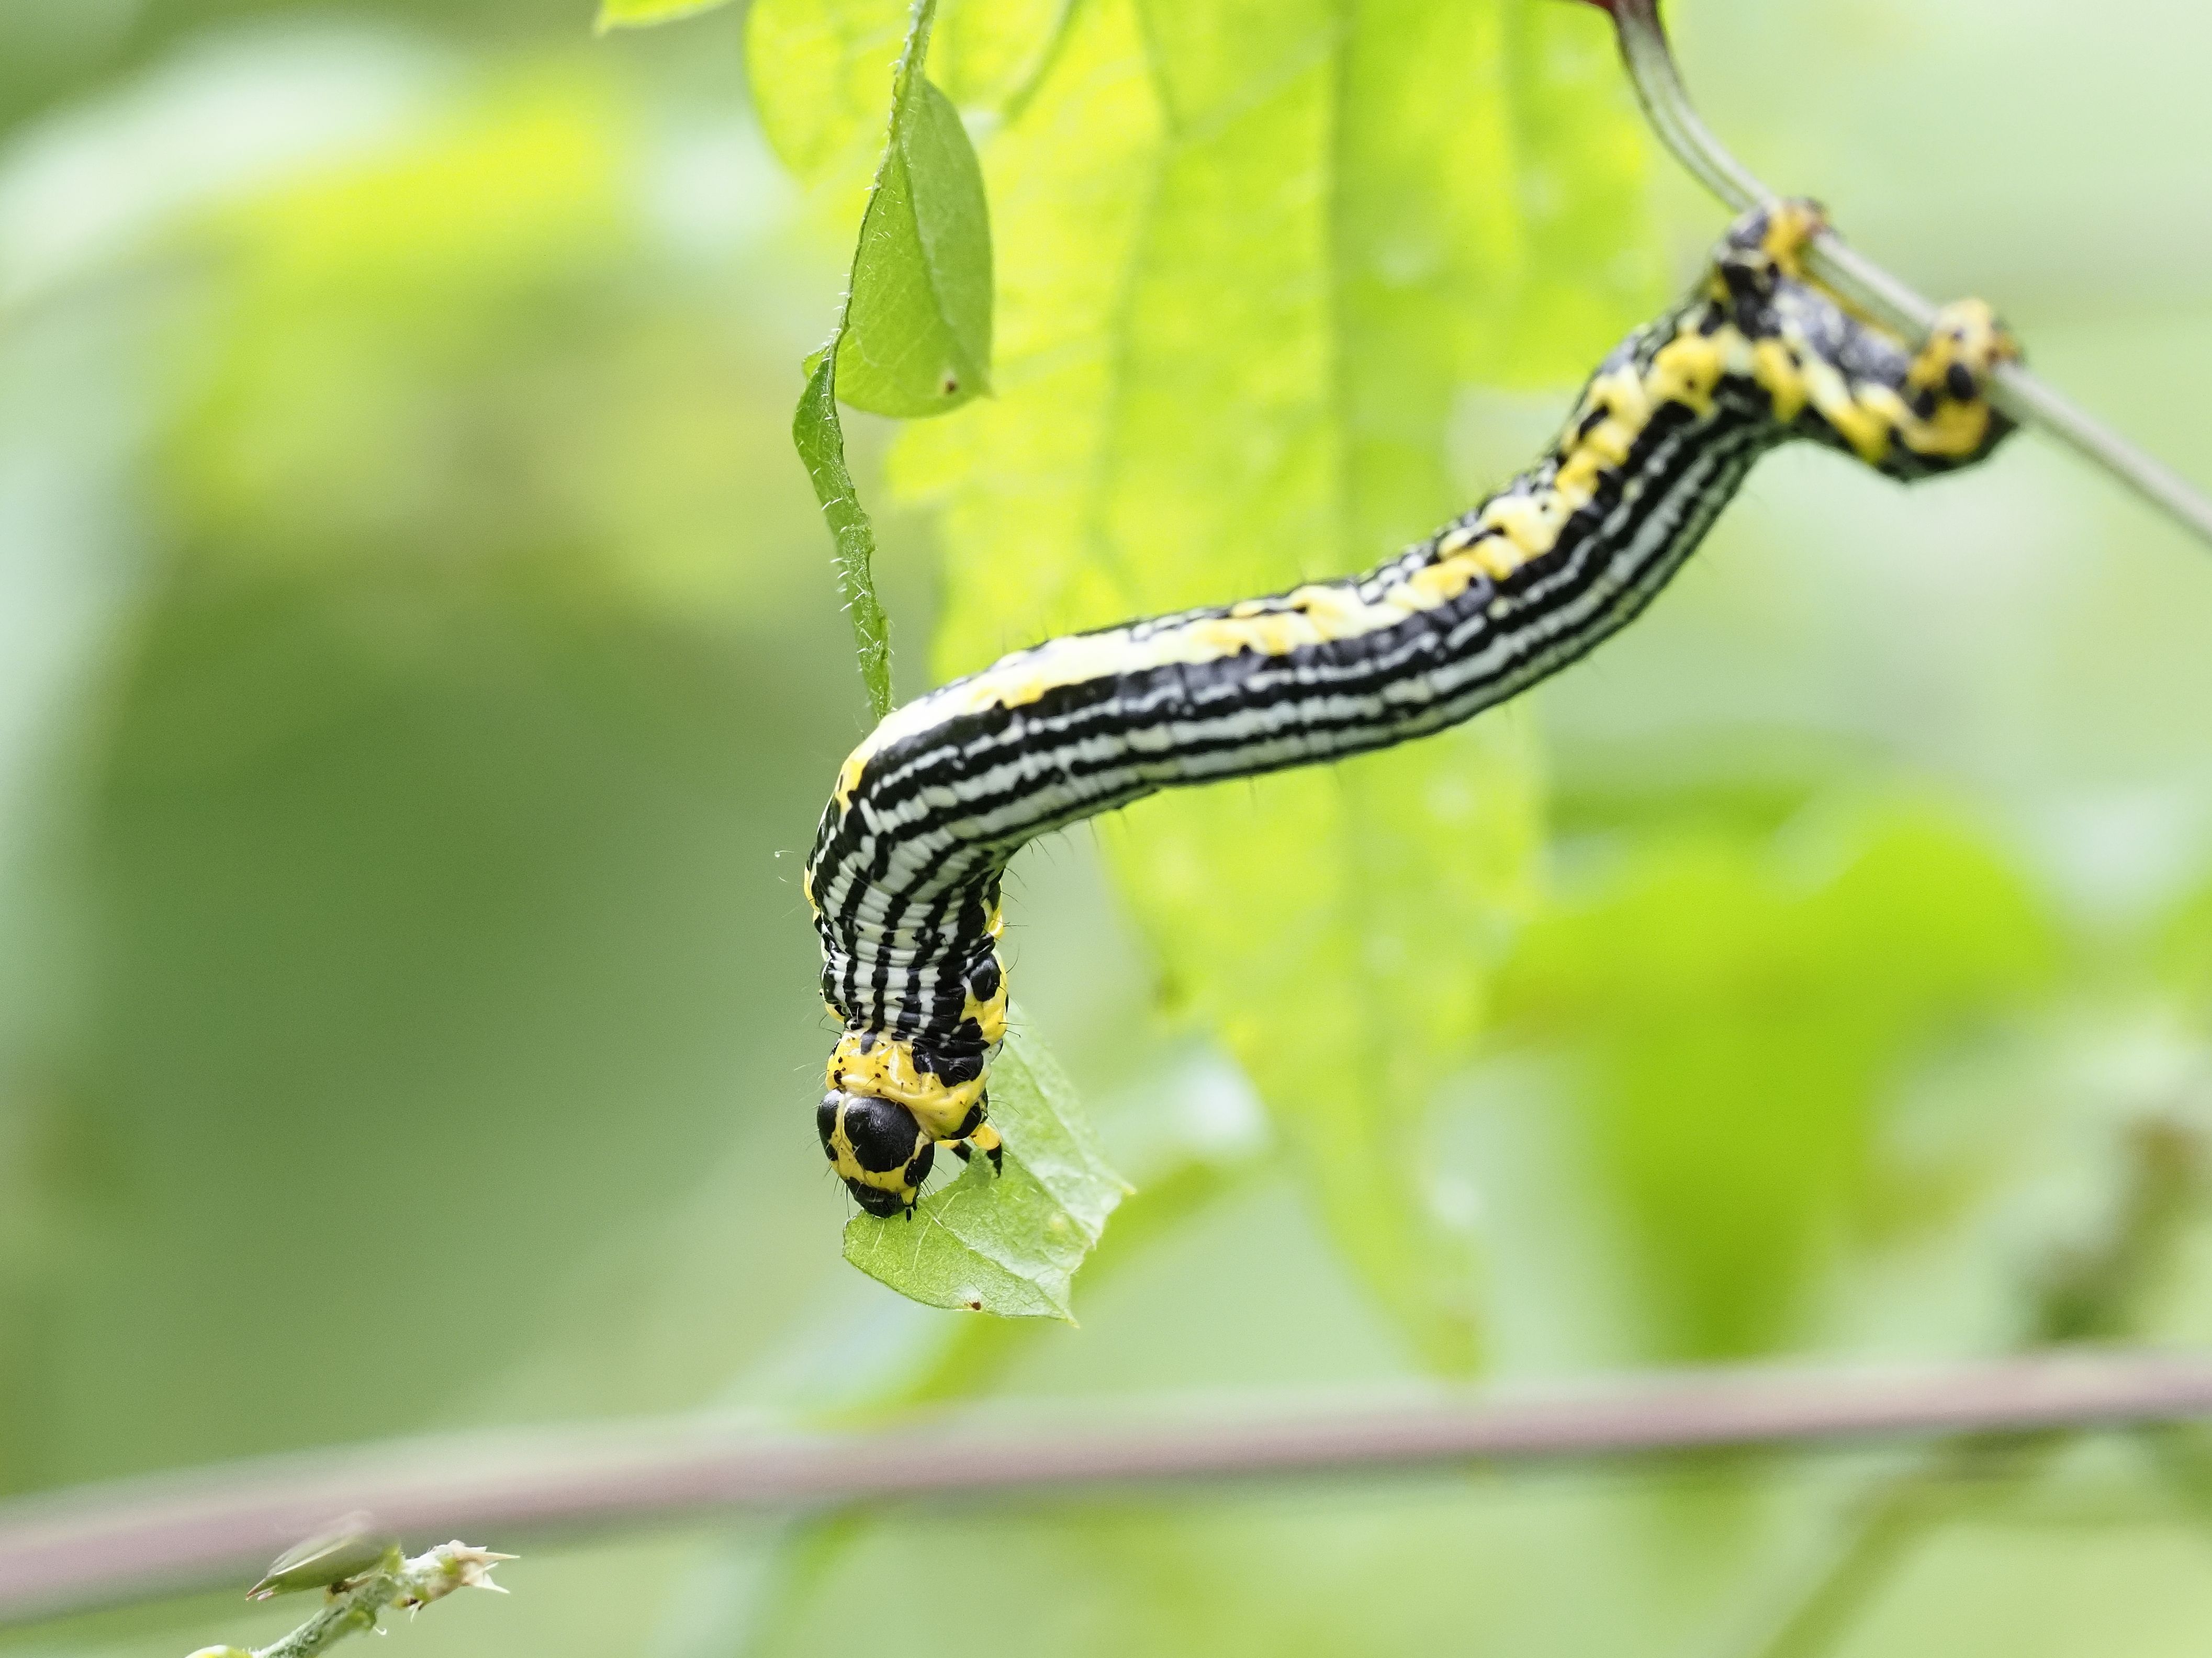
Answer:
[4,0,2212,1653]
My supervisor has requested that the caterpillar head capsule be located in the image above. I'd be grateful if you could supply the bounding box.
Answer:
[819,1089,936,1217]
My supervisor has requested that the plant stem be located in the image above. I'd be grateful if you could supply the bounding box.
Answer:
[12,1351,2212,1625]
[250,1569,401,1658]
[1602,0,2212,550]
[186,1543,509,1658]
[1728,1117,2204,1658]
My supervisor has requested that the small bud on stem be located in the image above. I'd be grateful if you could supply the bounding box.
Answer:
[188,1538,513,1658]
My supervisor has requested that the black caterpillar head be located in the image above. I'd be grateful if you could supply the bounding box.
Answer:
[818,1090,936,1217]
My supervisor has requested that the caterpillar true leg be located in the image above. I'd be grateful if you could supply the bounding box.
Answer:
[804,201,2018,1218]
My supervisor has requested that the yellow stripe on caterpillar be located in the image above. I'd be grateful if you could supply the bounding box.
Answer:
[826,1029,987,1140]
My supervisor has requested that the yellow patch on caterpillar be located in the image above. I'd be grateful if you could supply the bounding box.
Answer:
[1838,382,1909,465]
[1480,493,1568,557]
[1185,611,1317,658]
[827,1030,985,1141]
[1753,338,1808,422]
[1760,199,1827,276]
[1296,581,1410,637]
[1588,367,1652,431]
[1402,554,1481,608]
[832,751,869,811]
[1906,298,2010,394]
[1902,398,1994,460]
[830,1142,914,1196]
[1411,529,1526,596]
[1896,297,2013,459]
[1575,418,1635,469]
[1553,448,1605,507]
[1795,351,1890,463]
[1646,333,1724,415]
[963,973,1009,1047]
[833,586,1426,789]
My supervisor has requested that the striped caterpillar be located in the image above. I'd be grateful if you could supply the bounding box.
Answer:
[806,201,2018,1216]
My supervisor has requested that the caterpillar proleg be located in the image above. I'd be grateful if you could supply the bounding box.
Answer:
[807,201,2018,1216]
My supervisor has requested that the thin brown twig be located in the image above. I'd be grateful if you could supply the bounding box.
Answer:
[188,1543,510,1658]
[1727,1118,2205,1658]
[8,1352,2212,1626]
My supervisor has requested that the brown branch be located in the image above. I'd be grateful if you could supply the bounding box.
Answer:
[1724,1117,2204,1658]
[7,1351,2212,1625]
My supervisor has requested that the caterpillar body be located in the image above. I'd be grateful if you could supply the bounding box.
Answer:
[806,201,2018,1216]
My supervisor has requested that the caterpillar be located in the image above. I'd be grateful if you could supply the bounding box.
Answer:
[806,201,2018,1217]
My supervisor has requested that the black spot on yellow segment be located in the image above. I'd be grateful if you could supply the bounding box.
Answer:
[969,1121,1004,1175]
[929,1047,985,1087]
[966,955,1001,1003]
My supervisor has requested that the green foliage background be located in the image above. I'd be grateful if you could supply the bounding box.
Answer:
[2,0,2212,1654]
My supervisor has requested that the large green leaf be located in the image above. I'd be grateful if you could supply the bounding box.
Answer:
[843,1023,1129,1319]
[1495,802,2058,1359]
[889,0,1654,1370]
[749,0,1070,182]
[594,0,736,30]
[749,0,916,185]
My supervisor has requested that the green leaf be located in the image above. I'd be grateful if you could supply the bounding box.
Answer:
[248,1516,401,1599]
[793,357,894,715]
[1495,800,2057,1359]
[748,0,912,184]
[834,76,994,416]
[766,0,995,714]
[931,0,1070,115]
[889,0,1654,1370]
[594,0,736,30]
[843,1023,1129,1319]
[749,0,1068,182]
[2155,870,2212,1024]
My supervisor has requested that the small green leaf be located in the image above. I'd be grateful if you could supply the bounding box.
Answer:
[248,1514,401,1599]
[1495,800,2056,1358]
[593,0,736,31]
[771,0,995,711]
[843,1023,1129,1319]
[835,77,994,416]
[793,357,894,716]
